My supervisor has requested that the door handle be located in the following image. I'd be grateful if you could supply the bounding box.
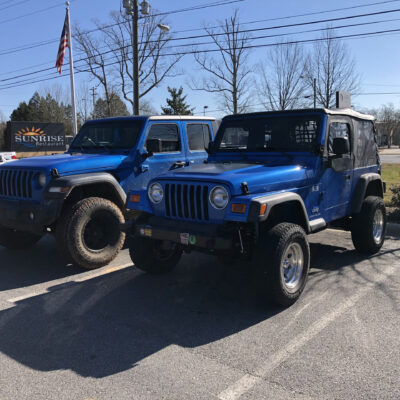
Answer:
[173,161,187,168]
[345,174,351,180]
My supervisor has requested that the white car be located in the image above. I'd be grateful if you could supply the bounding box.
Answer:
[0,152,17,163]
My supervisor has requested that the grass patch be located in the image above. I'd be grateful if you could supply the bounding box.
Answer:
[381,163,400,206]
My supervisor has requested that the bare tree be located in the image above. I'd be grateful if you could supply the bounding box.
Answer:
[191,10,252,114]
[74,25,118,117]
[76,10,182,114]
[304,28,360,108]
[377,104,400,148]
[257,41,307,110]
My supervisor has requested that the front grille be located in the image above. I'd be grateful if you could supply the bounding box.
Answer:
[0,169,34,199]
[165,183,209,221]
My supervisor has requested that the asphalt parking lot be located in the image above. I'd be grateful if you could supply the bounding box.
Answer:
[0,229,399,400]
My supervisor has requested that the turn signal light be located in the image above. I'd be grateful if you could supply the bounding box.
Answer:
[231,203,247,214]
[259,204,267,215]
[130,194,141,203]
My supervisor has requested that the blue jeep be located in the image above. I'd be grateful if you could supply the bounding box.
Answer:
[0,115,217,269]
[127,108,386,307]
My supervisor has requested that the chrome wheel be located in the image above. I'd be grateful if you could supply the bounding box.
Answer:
[373,209,384,244]
[282,242,304,292]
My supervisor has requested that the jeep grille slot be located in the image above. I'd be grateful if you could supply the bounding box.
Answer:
[165,183,209,221]
[0,169,34,199]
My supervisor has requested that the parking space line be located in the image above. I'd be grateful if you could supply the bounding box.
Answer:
[7,262,132,304]
[218,263,398,400]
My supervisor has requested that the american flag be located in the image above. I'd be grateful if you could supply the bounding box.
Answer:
[55,11,69,74]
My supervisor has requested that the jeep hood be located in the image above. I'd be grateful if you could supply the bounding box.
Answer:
[1,153,128,175]
[157,162,310,195]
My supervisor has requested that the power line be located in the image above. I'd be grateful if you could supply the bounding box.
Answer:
[0,0,397,57]
[3,11,400,84]
[4,25,400,91]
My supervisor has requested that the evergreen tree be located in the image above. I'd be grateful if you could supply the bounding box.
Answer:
[93,93,130,119]
[161,87,193,115]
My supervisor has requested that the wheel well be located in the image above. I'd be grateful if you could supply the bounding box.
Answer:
[365,180,383,198]
[63,183,124,211]
[263,201,308,232]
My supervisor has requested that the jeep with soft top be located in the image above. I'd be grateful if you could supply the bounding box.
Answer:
[127,108,386,307]
[0,115,217,269]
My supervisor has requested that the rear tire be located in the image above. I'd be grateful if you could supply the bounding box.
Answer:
[0,225,42,250]
[128,236,182,274]
[254,223,310,307]
[351,196,386,254]
[65,197,125,270]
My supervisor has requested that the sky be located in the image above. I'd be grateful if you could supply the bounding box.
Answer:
[1,0,400,120]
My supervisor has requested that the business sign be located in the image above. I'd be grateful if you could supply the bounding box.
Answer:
[8,122,65,152]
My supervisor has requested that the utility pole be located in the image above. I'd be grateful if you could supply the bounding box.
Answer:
[132,0,139,115]
[122,1,168,116]
[90,87,96,117]
[313,78,317,109]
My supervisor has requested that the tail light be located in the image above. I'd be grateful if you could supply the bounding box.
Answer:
[11,155,17,159]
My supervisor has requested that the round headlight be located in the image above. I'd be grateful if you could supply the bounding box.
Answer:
[209,186,229,210]
[38,173,47,187]
[148,182,164,204]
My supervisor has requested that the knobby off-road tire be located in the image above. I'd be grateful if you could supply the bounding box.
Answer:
[128,236,182,274]
[65,197,125,270]
[0,225,42,250]
[351,196,386,254]
[55,205,75,263]
[254,223,310,307]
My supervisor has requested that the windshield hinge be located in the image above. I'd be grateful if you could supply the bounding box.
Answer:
[241,181,249,195]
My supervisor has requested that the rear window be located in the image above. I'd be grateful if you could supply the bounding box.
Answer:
[216,115,321,152]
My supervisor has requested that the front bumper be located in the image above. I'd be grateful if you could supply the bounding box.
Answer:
[0,197,64,234]
[132,216,234,252]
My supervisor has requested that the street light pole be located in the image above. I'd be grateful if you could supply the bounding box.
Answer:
[132,0,139,115]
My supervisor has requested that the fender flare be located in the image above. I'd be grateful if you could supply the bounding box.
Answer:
[351,173,383,214]
[44,172,127,206]
[248,192,322,233]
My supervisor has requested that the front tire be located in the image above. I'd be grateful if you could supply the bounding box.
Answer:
[0,225,42,250]
[128,236,182,274]
[351,196,386,254]
[65,197,125,269]
[254,223,310,307]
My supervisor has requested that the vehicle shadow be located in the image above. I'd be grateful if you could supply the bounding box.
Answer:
[0,235,82,291]
[0,252,278,378]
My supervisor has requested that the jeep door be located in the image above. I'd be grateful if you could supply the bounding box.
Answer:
[320,118,354,222]
[135,121,189,189]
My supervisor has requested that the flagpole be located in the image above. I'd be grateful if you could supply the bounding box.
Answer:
[66,1,78,136]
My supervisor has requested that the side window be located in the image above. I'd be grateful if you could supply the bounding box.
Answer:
[146,124,180,153]
[187,124,211,151]
[328,122,351,154]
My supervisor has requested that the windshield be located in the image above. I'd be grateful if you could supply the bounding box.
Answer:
[215,115,321,153]
[70,120,144,152]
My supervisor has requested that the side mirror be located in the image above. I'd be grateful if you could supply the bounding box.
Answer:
[146,138,162,154]
[205,142,214,154]
[332,137,350,156]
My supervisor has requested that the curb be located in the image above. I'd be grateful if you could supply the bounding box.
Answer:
[387,222,400,238]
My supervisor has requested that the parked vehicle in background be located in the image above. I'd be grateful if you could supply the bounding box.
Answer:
[127,108,386,307]
[0,116,217,269]
[0,152,17,163]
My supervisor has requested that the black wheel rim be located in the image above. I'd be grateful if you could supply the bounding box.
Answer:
[82,211,119,252]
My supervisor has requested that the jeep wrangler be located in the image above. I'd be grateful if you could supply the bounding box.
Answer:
[126,109,386,307]
[0,115,217,269]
